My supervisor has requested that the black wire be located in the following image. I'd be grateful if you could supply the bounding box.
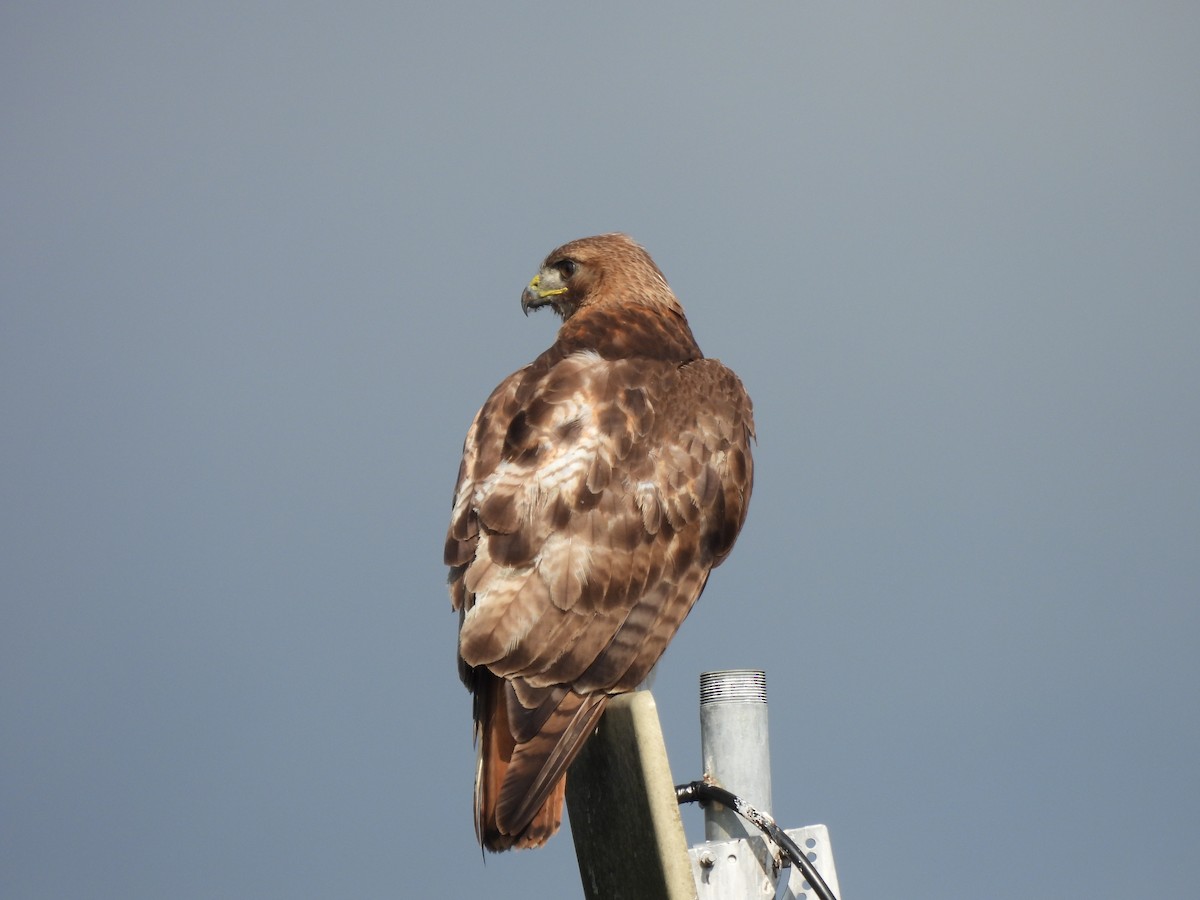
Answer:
[675,780,838,900]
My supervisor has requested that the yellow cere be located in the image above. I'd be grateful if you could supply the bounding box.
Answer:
[529,273,567,298]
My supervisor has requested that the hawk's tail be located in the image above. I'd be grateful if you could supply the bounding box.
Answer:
[474,672,609,851]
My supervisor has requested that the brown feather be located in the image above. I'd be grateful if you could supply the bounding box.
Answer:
[497,690,608,835]
[445,234,755,850]
[475,673,573,850]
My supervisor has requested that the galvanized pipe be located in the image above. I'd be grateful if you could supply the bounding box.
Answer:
[698,669,771,842]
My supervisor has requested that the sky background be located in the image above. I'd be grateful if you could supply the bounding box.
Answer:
[3,3,1198,898]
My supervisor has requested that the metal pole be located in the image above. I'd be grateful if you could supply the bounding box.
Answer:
[698,669,771,843]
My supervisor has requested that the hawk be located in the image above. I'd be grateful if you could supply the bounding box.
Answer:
[444,233,754,850]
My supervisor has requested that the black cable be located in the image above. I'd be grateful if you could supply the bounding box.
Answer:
[675,780,838,900]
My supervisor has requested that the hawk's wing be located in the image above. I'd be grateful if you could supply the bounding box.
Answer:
[444,348,754,847]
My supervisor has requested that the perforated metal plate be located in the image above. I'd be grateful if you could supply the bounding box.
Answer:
[688,823,841,900]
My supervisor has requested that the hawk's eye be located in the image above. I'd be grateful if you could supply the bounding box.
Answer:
[557,260,577,278]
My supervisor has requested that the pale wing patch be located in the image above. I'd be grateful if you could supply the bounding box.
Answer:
[536,530,594,611]
[633,480,664,534]
[473,414,598,530]
[459,352,620,668]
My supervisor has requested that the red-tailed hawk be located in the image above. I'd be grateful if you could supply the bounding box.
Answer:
[444,233,754,850]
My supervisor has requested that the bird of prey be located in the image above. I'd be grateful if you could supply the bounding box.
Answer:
[444,233,754,850]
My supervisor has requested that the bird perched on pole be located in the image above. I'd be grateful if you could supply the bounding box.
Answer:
[444,233,755,850]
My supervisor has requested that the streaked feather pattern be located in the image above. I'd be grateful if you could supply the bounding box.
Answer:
[445,234,754,850]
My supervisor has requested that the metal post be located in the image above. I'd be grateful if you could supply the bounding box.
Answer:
[698,669,771,843]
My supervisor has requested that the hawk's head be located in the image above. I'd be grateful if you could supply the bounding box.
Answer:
[520,233,679,320]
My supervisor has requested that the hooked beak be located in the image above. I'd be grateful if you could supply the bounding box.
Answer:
[520,269,569,316]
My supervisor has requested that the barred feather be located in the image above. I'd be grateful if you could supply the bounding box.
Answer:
[444,234,754,850]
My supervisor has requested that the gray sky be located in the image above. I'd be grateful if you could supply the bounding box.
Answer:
[3,3,1198,897]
